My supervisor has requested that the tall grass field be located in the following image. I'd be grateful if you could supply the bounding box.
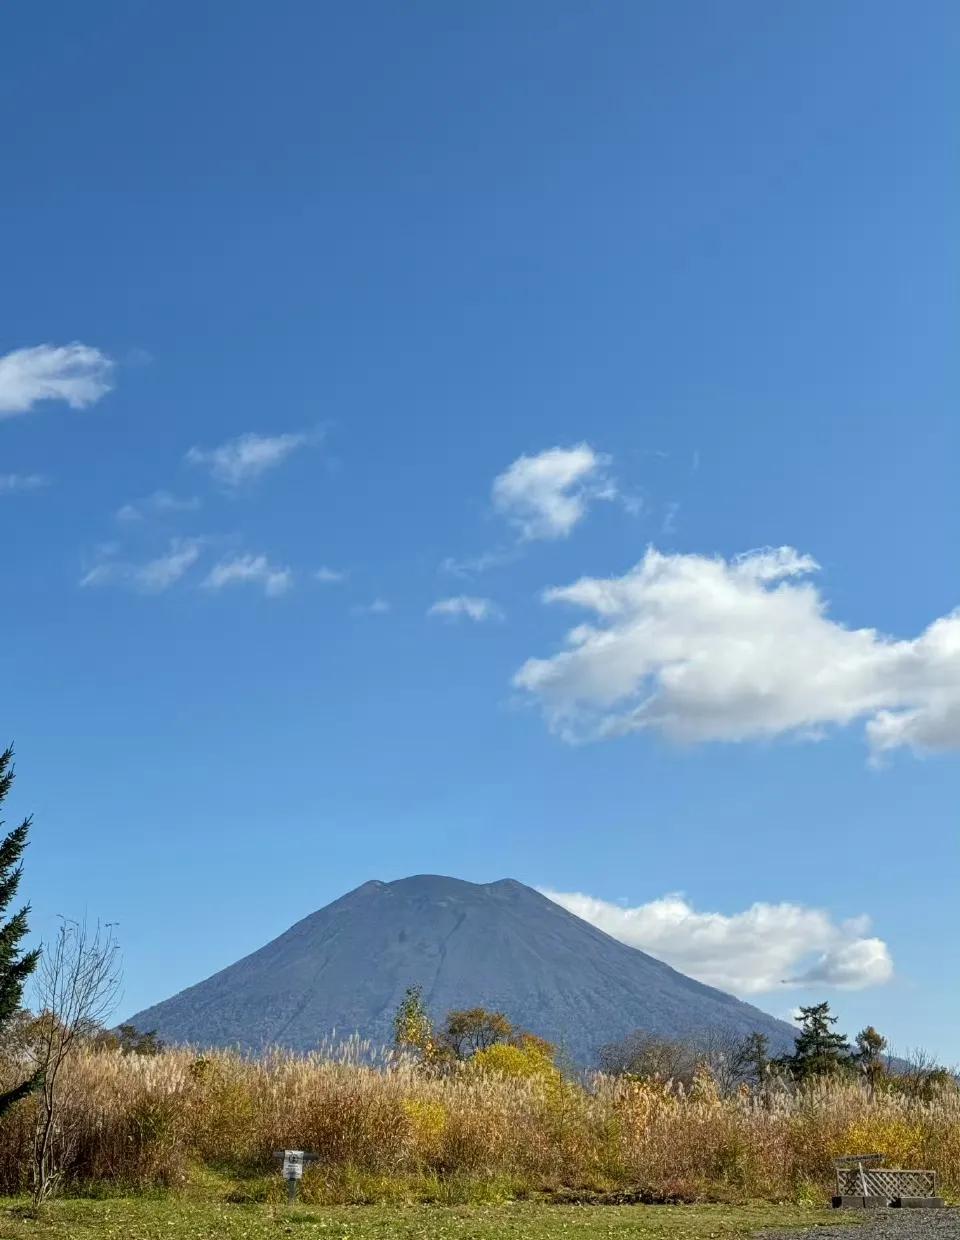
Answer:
[1,1040,957,1205]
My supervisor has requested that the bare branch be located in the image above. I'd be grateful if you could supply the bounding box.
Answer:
[30,918,122,1203]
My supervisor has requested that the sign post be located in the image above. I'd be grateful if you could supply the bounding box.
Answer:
[273,1149,318,1204]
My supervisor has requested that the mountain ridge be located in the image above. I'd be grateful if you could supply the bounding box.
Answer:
[127,874,797,1062]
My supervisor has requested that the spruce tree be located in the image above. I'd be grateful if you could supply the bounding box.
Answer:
[780,1001,852,1082]
[0,746,43,1116]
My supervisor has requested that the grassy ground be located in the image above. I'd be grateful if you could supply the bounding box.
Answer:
[0,1198,847,1240]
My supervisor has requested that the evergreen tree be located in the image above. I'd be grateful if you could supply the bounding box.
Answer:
[779,1002,852,1082]
[0,747,43,1117]
[734,1031,771,1089]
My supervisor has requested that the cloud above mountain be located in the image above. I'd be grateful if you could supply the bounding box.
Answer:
[515,545,960,758]
[542,888,893,994]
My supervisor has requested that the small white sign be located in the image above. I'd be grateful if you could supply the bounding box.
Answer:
[282,1150,305,1180]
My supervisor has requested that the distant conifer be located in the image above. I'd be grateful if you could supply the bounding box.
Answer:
[779,1002,852,1082]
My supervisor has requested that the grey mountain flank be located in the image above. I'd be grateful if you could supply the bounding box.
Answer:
[127,875,796,1063]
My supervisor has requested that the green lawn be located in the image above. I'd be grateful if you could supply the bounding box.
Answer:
[0,1199,847,1240]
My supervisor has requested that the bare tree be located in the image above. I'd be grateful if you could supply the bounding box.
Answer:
[696,1028,752,1096]
[598,1028,782,1097]
[31,918,121,1204]
[894,1046,959,1101]
[597,1031,700,1087]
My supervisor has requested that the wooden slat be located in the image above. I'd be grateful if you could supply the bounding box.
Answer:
[836,1169,936,1198]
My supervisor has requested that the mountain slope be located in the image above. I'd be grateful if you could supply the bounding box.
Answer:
[127,875,797,1062]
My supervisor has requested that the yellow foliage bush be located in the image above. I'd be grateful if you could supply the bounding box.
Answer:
[468,1042,557,1080]
[835,1116,925,1168]
[402,1098,447,1162]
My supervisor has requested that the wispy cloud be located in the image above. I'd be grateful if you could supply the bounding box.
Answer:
[186,430,316,486]
[492,444,616,541]
[116,490,201,522]
[428,595,503,623]
[0,343,114,418]
[352,598,391,616]
[0,473,51,494]
[202,553,293,597]
[661,501,680,535]
[80,538,203,594]
[542,888,893,995]
[135,541,204,593]
[621,491,644,517]
[515,544,960,759]
[315,566,347,584]
[440,547,520,579]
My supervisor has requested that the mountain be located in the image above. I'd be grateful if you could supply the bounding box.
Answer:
[126,875,797,1063]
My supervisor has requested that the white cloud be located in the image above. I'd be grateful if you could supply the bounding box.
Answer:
[116,490,200,522]
[80,538,202,594]
[202,553,292,597]
[492,444,615,541]
[315,566,346,584]
[789,938,895,989]
[542,888,894,995]
[0,473,50,494]
[352,597,391,616]
[186,430,314,486]
[514,545,960,758]
[0,343,114,418]
[428,595,503,623]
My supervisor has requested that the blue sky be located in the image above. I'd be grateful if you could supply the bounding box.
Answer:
[3,1,958,1060]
